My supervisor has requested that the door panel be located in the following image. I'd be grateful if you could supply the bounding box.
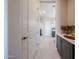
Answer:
[21,0,40,59]
[20,0,28,59]
[28,0,40,59]
[8,0,40,59]
[8,0,22,59]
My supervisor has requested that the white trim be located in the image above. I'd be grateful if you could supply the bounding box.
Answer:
[4,0,8,59]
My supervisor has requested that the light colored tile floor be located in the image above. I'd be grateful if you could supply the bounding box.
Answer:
[35,36,61,59]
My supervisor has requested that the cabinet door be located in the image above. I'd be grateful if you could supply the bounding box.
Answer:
[62,40,72,59]
[57,36,63,57]
[71,45,75,59]
[57,36,75,59]
[57,36,60,53]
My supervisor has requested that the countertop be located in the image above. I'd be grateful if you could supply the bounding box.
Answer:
[57,34,75,45]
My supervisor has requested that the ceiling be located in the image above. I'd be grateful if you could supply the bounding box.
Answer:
[40,0,56,3]
[40,0,55,1]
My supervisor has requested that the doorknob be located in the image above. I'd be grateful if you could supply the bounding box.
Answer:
[22,37,28,40]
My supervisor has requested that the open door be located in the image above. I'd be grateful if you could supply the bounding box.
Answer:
[8,0,40,59]
[20,0,40,59]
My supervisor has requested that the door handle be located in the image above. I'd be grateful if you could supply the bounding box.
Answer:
[22,37,28,40]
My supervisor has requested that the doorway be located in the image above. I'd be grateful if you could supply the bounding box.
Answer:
[34,0,61,59]
[40,1,56,37]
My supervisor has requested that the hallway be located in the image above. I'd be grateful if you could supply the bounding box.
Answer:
[35,36,61,59]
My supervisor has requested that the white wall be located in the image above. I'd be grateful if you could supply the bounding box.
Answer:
[4,0,8,59]
[56,0,75,34]
[56,0,63,34]
[67,0,75,25]
[56,0,68,26]
[60,0,68,25]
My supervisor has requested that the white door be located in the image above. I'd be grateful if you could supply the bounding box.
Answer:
[8,0,40,59]
[28,0,40,59]
[20,0,29,59]
[20,0,40,59]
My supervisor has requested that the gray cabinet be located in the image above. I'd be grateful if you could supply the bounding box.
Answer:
[56,36,75,59]
[62,40,72,59]
[57,36,63,57]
